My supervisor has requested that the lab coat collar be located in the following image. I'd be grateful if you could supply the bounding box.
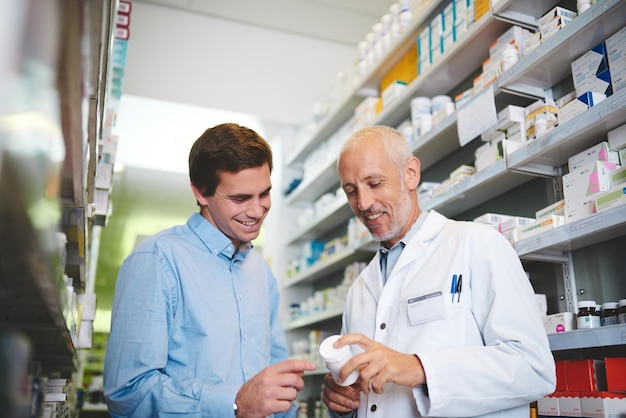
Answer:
[361,210,447,298]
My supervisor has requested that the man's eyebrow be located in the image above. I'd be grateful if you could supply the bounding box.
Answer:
[228,186,272,199]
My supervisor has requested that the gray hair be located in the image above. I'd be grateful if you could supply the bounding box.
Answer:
[340,125,412,173]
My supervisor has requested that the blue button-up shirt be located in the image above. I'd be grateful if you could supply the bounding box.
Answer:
[104,212,293,417]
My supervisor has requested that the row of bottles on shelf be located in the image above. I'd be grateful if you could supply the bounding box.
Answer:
[286,215,373,281]
[287,262,367,323]
[288,1,624,204]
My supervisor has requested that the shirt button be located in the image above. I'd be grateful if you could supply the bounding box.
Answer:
[370,404,377,412]
[380,323,386,330]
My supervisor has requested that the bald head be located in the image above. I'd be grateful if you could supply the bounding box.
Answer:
[339,126,413,173]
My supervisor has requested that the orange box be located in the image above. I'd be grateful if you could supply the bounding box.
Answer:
[380,44,417,93]
[475,0,490,21]
[605,357,626,392]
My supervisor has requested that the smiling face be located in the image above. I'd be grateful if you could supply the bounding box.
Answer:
[338,131,421,248]
[192,163,271,248]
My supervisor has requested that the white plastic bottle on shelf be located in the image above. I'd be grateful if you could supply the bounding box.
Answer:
[389,3,401,40]
[399,0,412,31]
[534,114,548,138]
[381,13,392,51]
[431,95,452,114]
[372,22,384,60]
[366,31,376,66]
[329,71,346,110]
[577,0,593,13]
[357,40,369,76]
[500,44,519,72]
[411,96,432,138]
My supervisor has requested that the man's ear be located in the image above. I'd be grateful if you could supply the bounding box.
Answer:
[190,182,209,205]
[405,156,421,191]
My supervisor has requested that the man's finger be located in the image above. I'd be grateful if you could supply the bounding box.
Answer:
[272,359,318,374]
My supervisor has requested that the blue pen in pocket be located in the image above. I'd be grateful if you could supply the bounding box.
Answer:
[450,274,458,303]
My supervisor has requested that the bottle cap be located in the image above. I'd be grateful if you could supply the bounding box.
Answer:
[578,300,597,309]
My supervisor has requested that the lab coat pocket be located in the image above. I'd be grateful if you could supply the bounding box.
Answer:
[406,291,447,326]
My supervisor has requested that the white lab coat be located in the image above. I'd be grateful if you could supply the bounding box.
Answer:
[339,211,555,418]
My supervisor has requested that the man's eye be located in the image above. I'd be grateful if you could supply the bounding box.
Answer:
[370,181,383,188]
[344,189,356,197]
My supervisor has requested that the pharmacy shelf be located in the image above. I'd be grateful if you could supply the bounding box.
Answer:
[374,12,510,130]
[284,306,345,331]
[548,323,626,351]
[421,159,533,218]
[515,205,626,259]
[497,0,626,95]
[286,12,510,204]
[284,244,376,288]
[410,112,459,172]
[0,159,77,376]
[285,0,446,166]
[419,89,626,218]
[507,89,626,172]
[491,0,554,27]
[287,198,353,245]
[282,0,626,372]
[0,2,117,379]
[285,157,339,205]
[286,0,607,203]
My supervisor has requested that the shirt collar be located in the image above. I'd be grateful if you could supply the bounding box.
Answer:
[187,212,252,259]
[379,209,429,252]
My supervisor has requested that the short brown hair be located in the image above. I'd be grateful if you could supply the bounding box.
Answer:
[189,123,273,197]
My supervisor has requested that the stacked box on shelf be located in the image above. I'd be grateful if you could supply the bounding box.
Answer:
[558,91,606,125]
[442,1,456,53]
[563,141,621,222]
[490,25,532,69]
[607,26,626,94]
[572,41,613,97]
[417,25,432,74]
[473,0,489,20]
[354,96,379,130]
[539,6,577,41]
[430,10,444,63]
[524,98,558,140]
[380,43,417,93]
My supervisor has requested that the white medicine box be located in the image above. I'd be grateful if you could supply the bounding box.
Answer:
[558,91,606,126]
[568,141,620,171]
[607,123,626,151]
[571,42,613,97]
[563,160,615,202]
[563,160,616,222]
[606,26,626,94]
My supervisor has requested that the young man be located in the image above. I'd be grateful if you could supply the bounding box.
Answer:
[104,123,316,417]
[322,125,555,417]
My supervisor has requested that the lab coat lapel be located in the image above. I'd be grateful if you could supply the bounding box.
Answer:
[361,253,384,301]
[361,211,448,299]
[393,211,447,289]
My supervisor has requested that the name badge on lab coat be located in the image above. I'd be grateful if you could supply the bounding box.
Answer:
[407,291,446,326]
